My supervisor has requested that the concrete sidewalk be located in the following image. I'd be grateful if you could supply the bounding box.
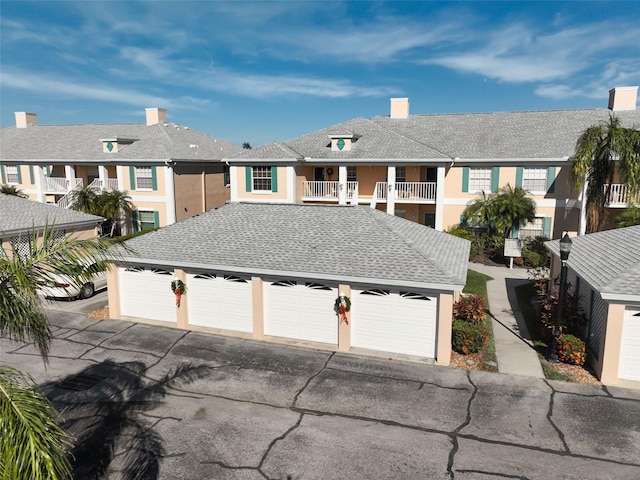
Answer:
[468,262,545,378]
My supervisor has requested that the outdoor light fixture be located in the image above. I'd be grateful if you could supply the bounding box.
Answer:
[550,233,573,363]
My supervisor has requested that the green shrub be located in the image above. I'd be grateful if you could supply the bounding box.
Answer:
[453,294,486,324]
[557,334,586,366]
[534,278,588,340]
[452,320,489,354]
[521,236,550,268]
[522,250,545,268]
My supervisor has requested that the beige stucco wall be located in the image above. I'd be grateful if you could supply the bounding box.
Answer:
[436,292,454,365]
[234,166,289,201]
[173,165,229,222]
[598,303,626,385]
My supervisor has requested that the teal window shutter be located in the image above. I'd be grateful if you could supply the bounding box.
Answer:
[271,166,278,193]
[459,214,466,226]
[132,210,139,233]
[245,166,252,192]
[129,166,136,190]
[462,167,469,193]
[0,166,5,184]
[16,167,22,184]
[153,211,160,228]
[512,219,520,239]
[547,166,556,193]
[515,167,523,188]
[151,166,158,190]
[29,166,34,184]
[491,167,500,193]
[543,217,552,237]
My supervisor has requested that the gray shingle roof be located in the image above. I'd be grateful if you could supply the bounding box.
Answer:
[545,225,640,301]
[226,107,640,162]
[0,194,104,236]
[0,122,242,163]
[121,202,470,290]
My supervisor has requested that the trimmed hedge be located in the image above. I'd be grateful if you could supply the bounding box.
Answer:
[452,320,489,355]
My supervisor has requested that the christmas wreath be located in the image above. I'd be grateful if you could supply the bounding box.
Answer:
[334,295,351,325]
[171,279,186,307]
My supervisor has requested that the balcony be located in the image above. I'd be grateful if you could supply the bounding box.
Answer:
[605,184,637,207]
[43,177,82,194]
[302,181,358,202]
[88,178,119,191]
[372,182,437,204]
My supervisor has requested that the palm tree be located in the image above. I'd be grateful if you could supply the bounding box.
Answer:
[491,184,536,238]
[1,184,27,198]
[1,225,116,479]
[462,190,496,233]
[615,205,640,228]
[98,190,134,237]
[68,186,99,214]
[570,114,640,232]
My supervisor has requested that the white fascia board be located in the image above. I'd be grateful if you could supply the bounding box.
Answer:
[457,157,569,164]
[600,292,640,303]
[224,158,298,164]
[300,158,448,164]
[117,256,463,293]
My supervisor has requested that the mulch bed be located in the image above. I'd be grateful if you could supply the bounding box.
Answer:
[87,306,110,320]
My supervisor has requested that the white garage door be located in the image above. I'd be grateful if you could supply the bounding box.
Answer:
[264,280,338,344]
[351,289,437,358]
[187,273,253,333]
[619,309,640,381]
[119,267,176,323]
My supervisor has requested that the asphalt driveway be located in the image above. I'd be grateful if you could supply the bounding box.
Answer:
[2,310,640,479]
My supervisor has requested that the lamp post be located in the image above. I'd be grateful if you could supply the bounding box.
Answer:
[549,233,573,363]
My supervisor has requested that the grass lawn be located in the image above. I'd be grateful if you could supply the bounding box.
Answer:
[463,269,497,370]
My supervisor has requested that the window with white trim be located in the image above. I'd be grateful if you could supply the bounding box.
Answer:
[138,211,157,232]
[396,167,406,182]
[523,168,547,192]
[5,166,20,184]
[252,166,272,191]
[347,166,357,182]
[135,167,153,189]
[469,168,492,193]
[518,218,544,239]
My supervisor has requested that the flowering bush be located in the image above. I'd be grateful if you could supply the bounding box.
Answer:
[452,320,489,354]
[453,294,486,324]
[557,334,586,366]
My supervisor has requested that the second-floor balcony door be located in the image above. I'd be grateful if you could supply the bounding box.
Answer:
[314,167,325,181]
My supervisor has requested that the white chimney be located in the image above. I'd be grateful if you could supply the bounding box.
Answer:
[15,112,38,128]
[145,107,167,125]
[608,87,638,111]
[390,98,410,119]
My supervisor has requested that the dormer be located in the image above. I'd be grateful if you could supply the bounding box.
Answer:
[100,137,134,153]
[329,133,355,152]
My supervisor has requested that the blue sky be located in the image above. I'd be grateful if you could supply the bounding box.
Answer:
[1,1,639,146]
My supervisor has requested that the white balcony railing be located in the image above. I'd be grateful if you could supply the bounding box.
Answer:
[43,177,82,193]
[395,182,437,201]
[605,184,636,207]
[88,178,119,191]
[303,181,339,199]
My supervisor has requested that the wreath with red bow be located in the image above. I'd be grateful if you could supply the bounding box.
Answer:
[171,279,186,307]
[334,295,351,325]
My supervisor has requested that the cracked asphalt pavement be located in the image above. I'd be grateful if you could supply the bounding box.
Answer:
[2,309,640,479]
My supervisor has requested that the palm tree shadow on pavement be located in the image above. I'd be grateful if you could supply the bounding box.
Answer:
[39,359,211,480]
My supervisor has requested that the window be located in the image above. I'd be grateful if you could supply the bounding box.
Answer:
[138,211,158,232]
[5,166,20,184]
[347,166,357,182]
[523,168,547,192]
[518,218,544,239]
[396,167,406,182]
[252,166,272,191]
[468,168,492,193]
[135,167,154,189]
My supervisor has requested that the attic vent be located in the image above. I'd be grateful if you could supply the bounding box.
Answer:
[329,133,354,152]
[189,144,198,149]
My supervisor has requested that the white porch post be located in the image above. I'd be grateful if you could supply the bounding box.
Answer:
[116,166,124,192]
[338,165,347,205]
[578,178,588,236]
[386,166,396,215]
[64,165,76,191]
[34,165,46,203]
[435,164,446,231]
[98,165,108,190]
[164,165,177,225]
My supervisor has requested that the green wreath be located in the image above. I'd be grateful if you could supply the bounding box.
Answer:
[334,295,351,313]
[171,279,186,295]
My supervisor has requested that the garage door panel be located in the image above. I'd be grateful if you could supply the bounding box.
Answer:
[119,267,176,323]
[352,289,437,358]
[619,310,640,381]
[187,274,253,333]
[264,281,337,344]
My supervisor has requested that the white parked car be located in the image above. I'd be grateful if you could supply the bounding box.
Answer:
[37,264,107,300]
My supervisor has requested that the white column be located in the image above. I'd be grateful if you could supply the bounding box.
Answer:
[229,165,238,201]
[98,165,108,190]
[64,165,76,191]
[34,165,46,203]
[116,166,124,192]
[164,165,177,225]
[287,165,296,203]
[338,166,347,205]
[435,164,446,231]
[386,166,395,215]
[578,178,588,236]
